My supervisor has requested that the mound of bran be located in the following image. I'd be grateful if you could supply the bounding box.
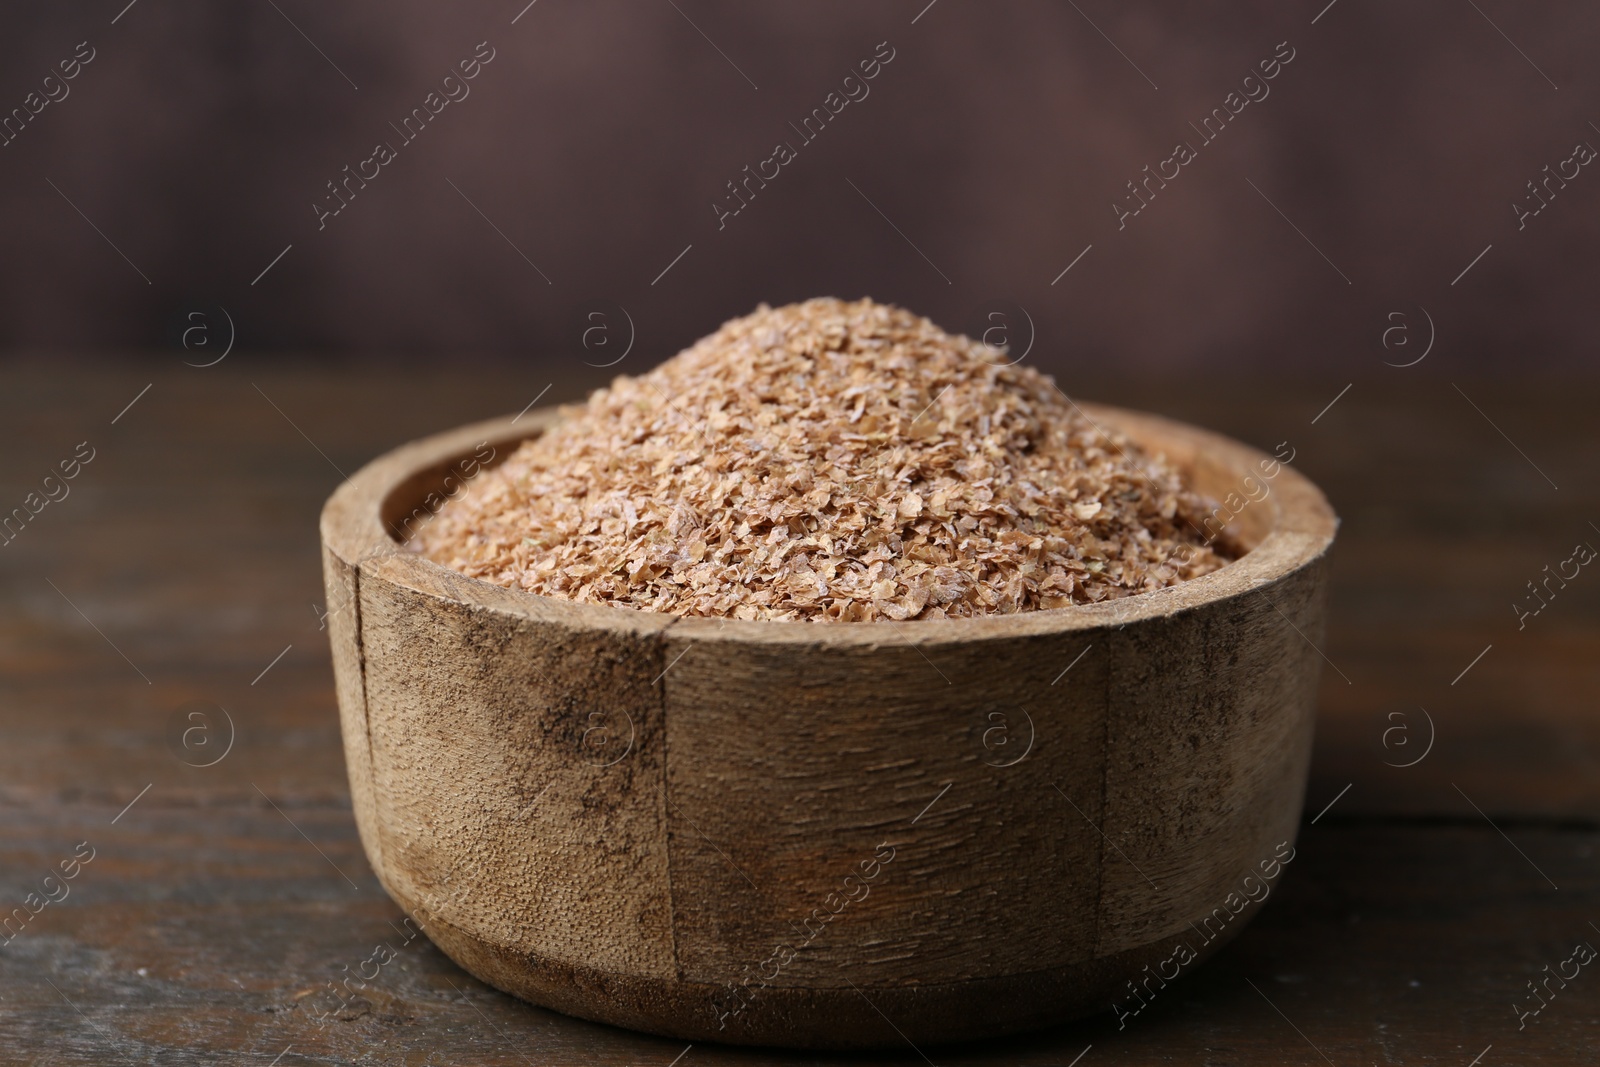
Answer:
[414,298,1231,621]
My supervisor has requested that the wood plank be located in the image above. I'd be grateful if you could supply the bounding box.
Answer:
[0,364,1596,1060]
[1,810,1594,1063]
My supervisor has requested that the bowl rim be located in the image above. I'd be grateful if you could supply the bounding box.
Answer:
[321,402,1337,647]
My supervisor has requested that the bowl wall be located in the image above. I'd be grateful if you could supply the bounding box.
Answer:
[320,404,1336,1048]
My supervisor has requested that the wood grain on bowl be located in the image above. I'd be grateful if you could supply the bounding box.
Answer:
[319,404,1337,1049]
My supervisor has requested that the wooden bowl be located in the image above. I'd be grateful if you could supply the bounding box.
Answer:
[320,403,1336,1049]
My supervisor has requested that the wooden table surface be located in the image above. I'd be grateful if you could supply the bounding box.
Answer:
[1,362,1595,1065]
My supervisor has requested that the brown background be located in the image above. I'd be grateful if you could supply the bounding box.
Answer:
[0,0,1596,371]
[3,1,1600,1063]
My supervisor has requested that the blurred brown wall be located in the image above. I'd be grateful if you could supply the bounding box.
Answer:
[0,1,1595,374]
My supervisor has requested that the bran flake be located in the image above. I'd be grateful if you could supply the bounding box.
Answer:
[415,298,1232,622]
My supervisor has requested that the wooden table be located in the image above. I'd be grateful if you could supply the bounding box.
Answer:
[2,363,1594,1065]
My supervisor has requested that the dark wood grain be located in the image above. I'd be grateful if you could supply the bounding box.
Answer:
[0,362,1595,1063]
